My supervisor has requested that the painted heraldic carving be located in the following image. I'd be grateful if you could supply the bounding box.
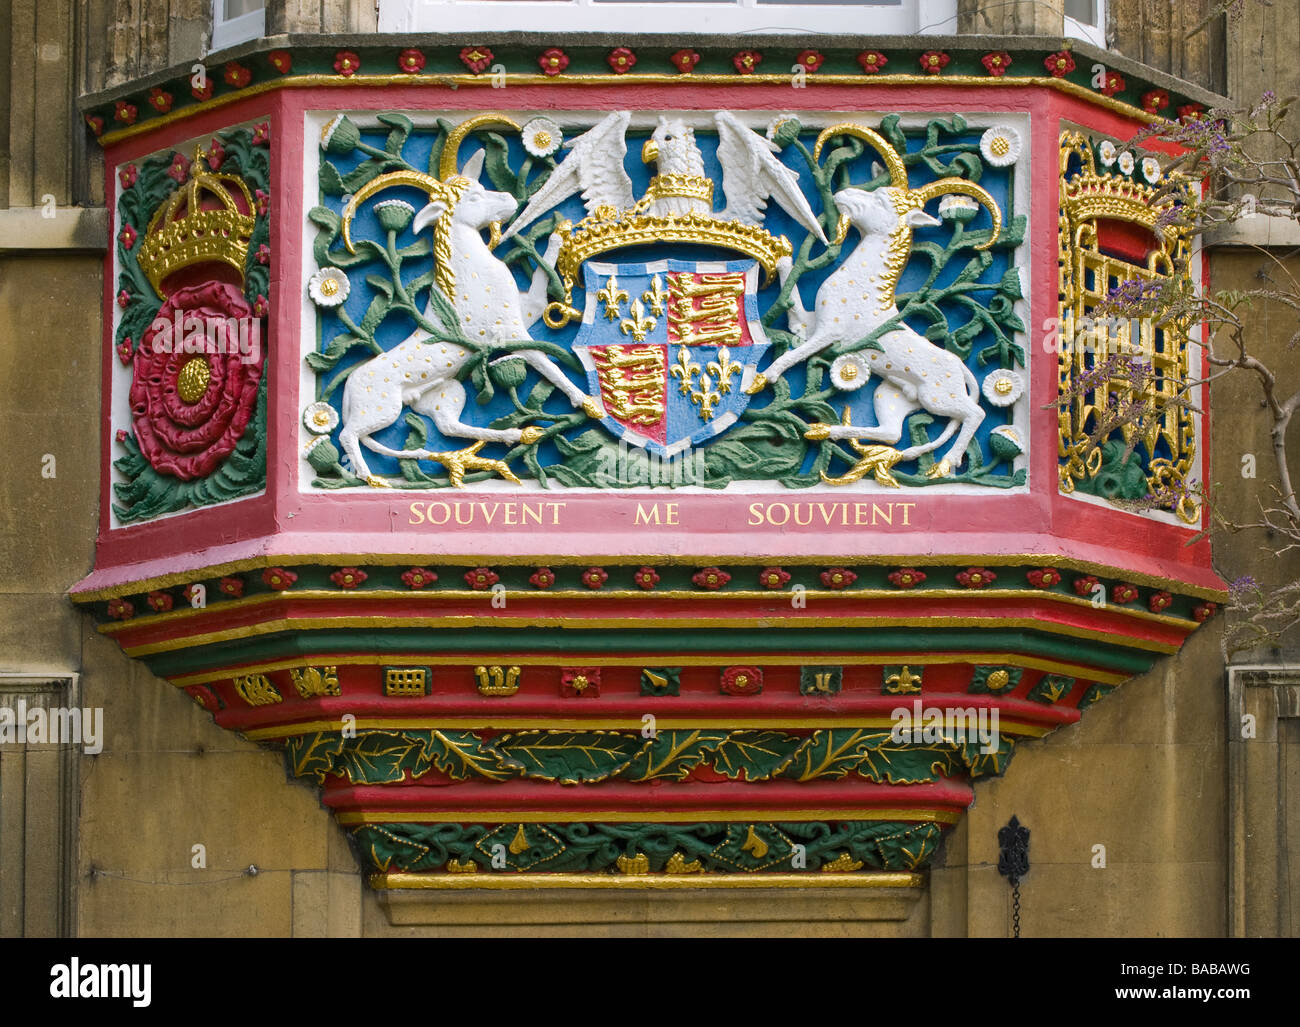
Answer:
[713,111,828,243]
[500,110,634,241]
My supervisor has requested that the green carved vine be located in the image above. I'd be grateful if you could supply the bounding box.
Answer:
[353,819,946,874]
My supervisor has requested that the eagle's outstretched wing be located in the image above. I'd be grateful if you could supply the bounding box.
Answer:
[499,111,634,242]
[714,111,828,244]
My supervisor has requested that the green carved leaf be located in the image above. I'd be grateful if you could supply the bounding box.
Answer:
[335,731,434,784]
[777,729,882,782]
[428,730,510,781]
[283,732,344,783]
[621,730,729,782]
[707,730,804,781]
[487,730,644,783]
[854,741,961,784]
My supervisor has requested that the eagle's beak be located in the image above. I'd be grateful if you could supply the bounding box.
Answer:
[641,139,659,165]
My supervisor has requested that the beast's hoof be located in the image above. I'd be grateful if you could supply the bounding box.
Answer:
[924,459,952,480]
[365,475,392,488]
[519,426,545,445]
[803,423,832,441]
[582,396,605,420]
[743,373,768,396]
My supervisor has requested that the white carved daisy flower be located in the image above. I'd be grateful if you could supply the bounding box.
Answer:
[1141,156,1162,184]
[303,401,339,435]
[766,112,798,141]
[829,352,871,391]
[308,267,350,307]
[938,194,980,222]
[1117,151,1136,175]
[521,118,562,158]
[1098,140,1118,167]
[979,126,1022,167]
[981,368,1024,407]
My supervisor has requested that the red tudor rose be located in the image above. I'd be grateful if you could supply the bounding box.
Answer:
[582,567,609,589]
[1193,602,1217,622]
[262,567,297,590]
[529,567,556,589]
[330,567,367,589]
[267,50,292,73]
[334,51,361,76]
[539,48,569,75]
[191,79,213,102]
[401,567,436,589]
[146,590,173,613]
[956,567,996,588]
[106,598,134,620]
[796,50,824,73]
[1100,71,1126,96]
[608,47,637,74]
[759,566,791,589]
[981,51,1012,76]
[1027,567,1062,588]
[889,568,926,589]
[670,49,700,74]
[733,50,762,74]
[633,566,660,590]
[1142,89,1170,113]
[114,101,137,124]
[218,576,244,598]
[148,88,173,113]
[398,49,426,73]
[130,282,265,481]
[919,51,949,74]
[1073,575,1100,596]
[693,567,730,590]
[857,50,887,74]
[465,567,499,589]
[1148,590,1174,613]
[1044,50,1075,76]
[223,62,251,87]
[1111,582,1140,604]
[820,567,856,589]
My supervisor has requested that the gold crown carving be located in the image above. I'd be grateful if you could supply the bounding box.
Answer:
[1058,131,1188,242]
[645,173,715,207]
[138,145,256,298]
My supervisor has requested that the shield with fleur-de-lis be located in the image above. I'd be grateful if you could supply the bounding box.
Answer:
[572,259,771,458]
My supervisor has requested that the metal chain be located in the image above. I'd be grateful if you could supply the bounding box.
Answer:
[1011,879,1021,939]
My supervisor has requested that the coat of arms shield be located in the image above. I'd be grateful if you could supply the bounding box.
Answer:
[573,259,771,458]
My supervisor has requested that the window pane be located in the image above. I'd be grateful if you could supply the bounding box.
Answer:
[1065,0,1096,24]
[224,0,265,18]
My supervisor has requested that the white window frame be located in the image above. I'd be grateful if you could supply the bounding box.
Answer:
[1064,0,1106,49]
[209,0,266,53]
[380,0,957,36]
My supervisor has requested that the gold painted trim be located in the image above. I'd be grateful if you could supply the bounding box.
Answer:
[92,585,1201,634]
[243,717,1052,741]
[169,650,1125,688]
[94,72,1164,148]
[371,870,925,890]
[337,807,963,826]
[112,614,1181,658]
[70,553,1228,602]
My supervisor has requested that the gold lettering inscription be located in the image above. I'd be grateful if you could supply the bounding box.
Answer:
[744,501,919,528]
[407,501,566,527]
